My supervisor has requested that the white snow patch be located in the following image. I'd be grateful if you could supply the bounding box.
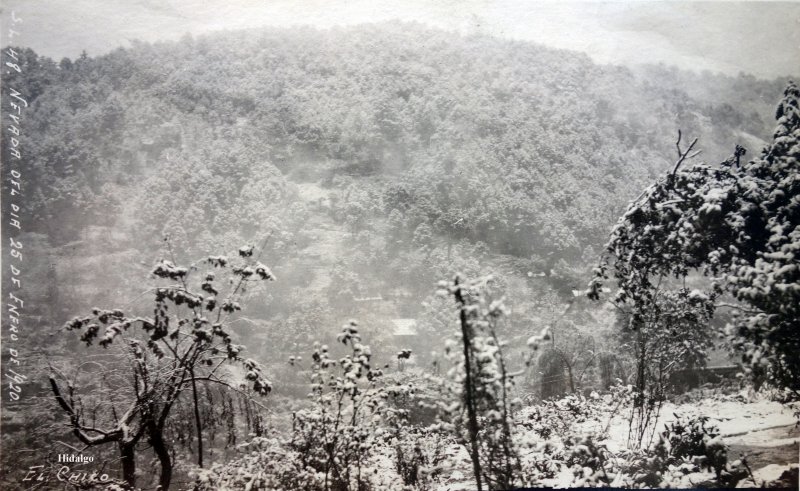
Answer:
[591,395,797,452]
[736,463,798,488]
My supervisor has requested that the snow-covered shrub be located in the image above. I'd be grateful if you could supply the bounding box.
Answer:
[380,368,441,426]
[561,414,735,488]
[516,440,566,484]
[515,386,635,486]
[534,326,601,399]
[563,433,690,488]
[286,321,400,490]
[521,392,602,440]
[519,383,633,447]
[193,435,324,490]
[382,425,449,489]
[660,414,727,477]
[565,435,620,487]
[616,288,716,448]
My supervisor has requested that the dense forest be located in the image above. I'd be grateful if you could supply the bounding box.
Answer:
[1,22,796,490]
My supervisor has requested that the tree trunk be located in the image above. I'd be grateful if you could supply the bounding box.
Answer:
[150,428,173,490]
[454,278,483,491]
[190,370,204,467]
[119,440,136,488]
[566,363,576,393]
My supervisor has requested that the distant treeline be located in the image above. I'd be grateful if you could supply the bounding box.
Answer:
[1,22,788,262]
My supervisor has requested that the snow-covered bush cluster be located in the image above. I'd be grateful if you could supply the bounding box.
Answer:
[193,374,772,490]
[515,395,757,489]
[660,415,727,477]
[195,322,443,491]
[285,321,409,490]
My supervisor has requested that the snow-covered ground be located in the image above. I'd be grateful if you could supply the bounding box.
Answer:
[598,393,799,488]
[601,393,798,452]
[434,391,798,489]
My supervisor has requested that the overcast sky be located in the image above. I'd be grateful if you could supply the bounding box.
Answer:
[2,1,798,79]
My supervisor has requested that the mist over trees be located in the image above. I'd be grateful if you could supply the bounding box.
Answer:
[1,21,797,490]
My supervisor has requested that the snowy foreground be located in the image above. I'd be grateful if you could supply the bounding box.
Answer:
[590,395,797,488]
[599,394,797,452]
[197,390,798,490]
[431,392,798,489]
[362,392,796,490]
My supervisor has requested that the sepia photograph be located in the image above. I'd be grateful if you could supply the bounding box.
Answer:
[1,1,799,489]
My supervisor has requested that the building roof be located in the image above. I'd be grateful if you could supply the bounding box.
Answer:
[391,319,418,336]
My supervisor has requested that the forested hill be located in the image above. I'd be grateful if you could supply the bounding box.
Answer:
[1,22,791,357]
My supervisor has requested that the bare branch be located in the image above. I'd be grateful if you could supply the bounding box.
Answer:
[715,302,763,314]
[189,376,271,411]
[50,376,75,415]
[672,132,699,178]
